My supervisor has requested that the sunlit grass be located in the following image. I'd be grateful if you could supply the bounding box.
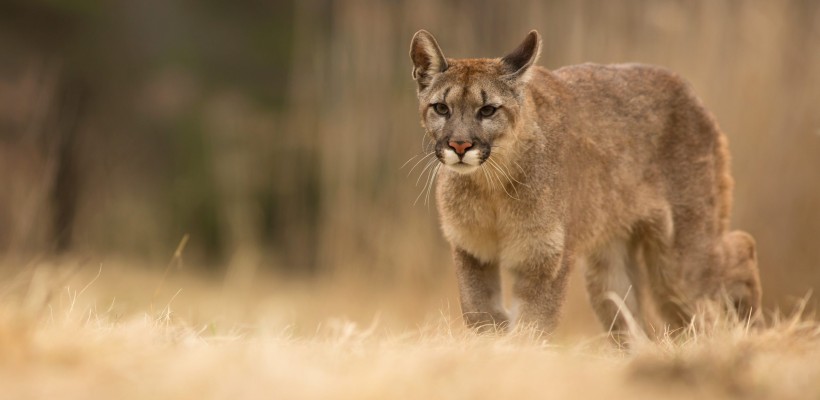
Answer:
[1,261,819,399]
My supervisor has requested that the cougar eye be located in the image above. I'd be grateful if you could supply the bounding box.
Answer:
[433,103,449,116]
[479,105,497,118]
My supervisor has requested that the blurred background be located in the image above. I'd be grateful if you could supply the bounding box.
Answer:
[1,0,818,324]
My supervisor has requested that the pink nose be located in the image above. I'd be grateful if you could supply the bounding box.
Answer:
[448,140,473,155]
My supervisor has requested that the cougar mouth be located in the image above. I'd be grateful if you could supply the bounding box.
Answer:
[446,161,481,174]
[438,147,487,174]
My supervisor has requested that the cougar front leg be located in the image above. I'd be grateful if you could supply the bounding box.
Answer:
[453,248,509,333]
[511,251,571,334]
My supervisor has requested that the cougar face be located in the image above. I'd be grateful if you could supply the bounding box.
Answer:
[420,68,522,174]
[411,31,539,174]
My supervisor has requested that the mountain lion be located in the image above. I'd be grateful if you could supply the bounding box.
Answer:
[408,30,762,336]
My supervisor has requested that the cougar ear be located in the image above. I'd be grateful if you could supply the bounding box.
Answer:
[501,30,542,82]
[410,30,448,90]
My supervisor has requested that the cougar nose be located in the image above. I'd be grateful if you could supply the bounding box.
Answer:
[448,140,473,155]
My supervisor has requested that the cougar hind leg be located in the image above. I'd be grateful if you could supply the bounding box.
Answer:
[641,217,761,329]
[584,238,652,343]
[718,230,762,320]
[631,206,699,331]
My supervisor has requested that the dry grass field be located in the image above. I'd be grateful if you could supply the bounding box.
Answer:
[2,259,819,400]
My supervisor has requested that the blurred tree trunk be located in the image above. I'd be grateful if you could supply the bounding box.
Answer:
[0,2,87,255]
[49,76,88,253]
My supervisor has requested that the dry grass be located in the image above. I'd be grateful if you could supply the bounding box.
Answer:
[1,261,819,400]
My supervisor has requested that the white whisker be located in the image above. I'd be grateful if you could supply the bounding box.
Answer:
[511,159,527,175]
[483,164,499,193]
[416,158,439,186]
[400,153,423,170]
[480,164,492,189]
[415,161,437,206]
[407,153,434,177]
[425,164,441,206]
[421,133,437,153]
[492,156,530,188]
[488,159,520,197]
[489,164,519,200]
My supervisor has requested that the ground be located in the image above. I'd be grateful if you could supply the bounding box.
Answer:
[0,259,818,400]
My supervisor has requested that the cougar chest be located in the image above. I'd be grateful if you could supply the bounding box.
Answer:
[438,182,507,263]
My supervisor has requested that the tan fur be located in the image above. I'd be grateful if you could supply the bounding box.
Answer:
[409,30,762,336]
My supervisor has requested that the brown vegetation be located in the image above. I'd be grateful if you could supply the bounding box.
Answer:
[1,262,819,399]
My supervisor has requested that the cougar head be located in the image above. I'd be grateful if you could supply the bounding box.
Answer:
[410,30,542,174]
